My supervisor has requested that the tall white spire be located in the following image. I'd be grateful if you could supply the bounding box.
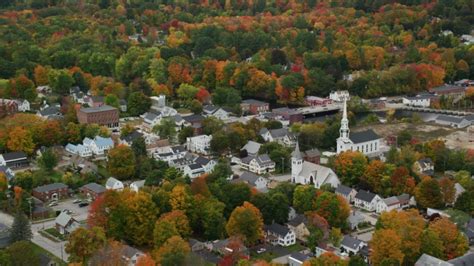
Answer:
[339,98,349,139]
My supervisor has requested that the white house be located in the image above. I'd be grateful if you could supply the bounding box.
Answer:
[260,128,296,147]
[194,156,216,173]
[241,140,261,156]
[291,143,340,189]
[288,252,310,266]
[105,177,124,191]
[376,193,413,213]
[335,184,357,203]
[329,90,350,102]
[232,171,268,191]
[455,183,465,203]
[14,99,30,112]
[153,145,187,163]
[55,211,80,235]
[337,99,382,157]
[203,105,231,120]
[83,136,114,155]
[130,180,146,192]
[0,98,30,112]
[265,223,296,247]
[402,95,436,107]
[65,143,93,157]
[183,163,206,179]
[142,111,162,129]
[376,196,400,213]
[354,190,382,212]
[341,235,366,255]
[413,158,435,176]
[186,135,212,155]
[239,154,275,175]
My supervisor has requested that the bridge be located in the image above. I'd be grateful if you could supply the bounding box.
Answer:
[296,103,343,116]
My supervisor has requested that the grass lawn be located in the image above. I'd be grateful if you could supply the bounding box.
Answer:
[44,228,66,241]
[30,241,67,266]
[286,243,305,252]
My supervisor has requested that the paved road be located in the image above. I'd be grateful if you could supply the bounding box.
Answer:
[0,198,90,263]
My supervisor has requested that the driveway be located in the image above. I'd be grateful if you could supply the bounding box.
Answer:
[50,198,90,222]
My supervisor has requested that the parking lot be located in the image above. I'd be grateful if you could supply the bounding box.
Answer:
[50,198,90,222]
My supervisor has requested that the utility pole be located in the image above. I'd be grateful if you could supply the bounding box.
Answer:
[29,198,32,221]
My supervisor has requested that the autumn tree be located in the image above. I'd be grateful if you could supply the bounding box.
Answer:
[158,210,191,238]
[370,229,404,265]
[152,236,190,266]
[333,151,368,186]
[128,92,151,116]
[293,185,316,213]
[107,145,136,180]
[438,177,455,205]
[6,241,38,266]
[34,65,49,86]
[65,227,107,263]
[38,148,58,172]
[428,217,468,259]
[153,219,179,248]
[313,192,350,228]
[226,201,264,245]
[121,191,158,246]
[7,127,35,154]
[415,177,444,209]
[420,229,444,259]
[377,209,425,264]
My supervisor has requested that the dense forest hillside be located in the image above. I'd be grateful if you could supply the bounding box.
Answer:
[0,0,473,104]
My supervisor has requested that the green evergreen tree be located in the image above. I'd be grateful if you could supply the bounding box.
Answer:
[9,210,32,243]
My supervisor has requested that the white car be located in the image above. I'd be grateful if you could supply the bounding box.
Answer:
[48,202,58,207]
[72,199,81,204]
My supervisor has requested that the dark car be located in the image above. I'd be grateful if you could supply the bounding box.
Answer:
[78,202,89,208]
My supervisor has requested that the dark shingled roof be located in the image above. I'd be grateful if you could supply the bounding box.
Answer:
[335,184,354,196]
[349,129,380,144]
[287,214,308,227]
[1,151,27,161]
[81,183,106,194]
[355,190,377,202]
[341,235,363,250]
[265,223,291,237]
[120,130,143,143]
[289,252,310,263]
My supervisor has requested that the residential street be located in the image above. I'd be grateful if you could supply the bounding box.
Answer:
[0,211,69,262]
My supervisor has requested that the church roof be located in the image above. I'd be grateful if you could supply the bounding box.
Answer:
[297,161,336,186]
[349,129,381,144]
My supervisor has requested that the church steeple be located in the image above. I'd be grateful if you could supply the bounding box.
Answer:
[339,98,350,140]
[291,141,303,182]
[291,141,302,160]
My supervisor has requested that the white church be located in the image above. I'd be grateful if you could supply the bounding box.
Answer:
[291,142,340,189]
[336,99,382,157]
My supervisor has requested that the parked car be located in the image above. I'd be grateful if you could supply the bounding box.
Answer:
[78,202,89,208]
[48,202,58,207]
[72,199,81,204]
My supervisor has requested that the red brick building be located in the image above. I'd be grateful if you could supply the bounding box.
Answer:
[80,183,106,200]
[77,105,119,129]
[32,183,69,202]
[241,99,270,115]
